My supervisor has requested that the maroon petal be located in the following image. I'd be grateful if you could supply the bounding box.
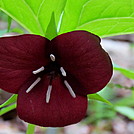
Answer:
[0,35,49,93]
[17,76,87,127]
[50,30,113,96]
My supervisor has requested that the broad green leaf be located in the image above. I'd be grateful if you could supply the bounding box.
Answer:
[77,18,134,38]
[26,124,36,134]
[88,94,113,106]
[0,94,17,108]
[60,0,134,37]
[77,0,134,37]
[45,12,57,40]
[115,106,134,120]
[0,0,66,36]
[114,64,134,79]
[59,0,89,33]
[0,103,16,116]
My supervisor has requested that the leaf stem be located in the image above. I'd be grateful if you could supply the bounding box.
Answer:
[26,124,36,134]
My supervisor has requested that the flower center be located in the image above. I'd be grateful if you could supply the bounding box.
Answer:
[26,54,76,103]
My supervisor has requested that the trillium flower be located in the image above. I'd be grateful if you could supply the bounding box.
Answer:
[0,30,112,127]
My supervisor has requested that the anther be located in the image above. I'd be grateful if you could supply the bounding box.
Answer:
[64,80,76,98]
[26,77,41,93]
[60,67,66,76]
[46,85,52,103]
[33,66,45,74]
[50,54,55,61]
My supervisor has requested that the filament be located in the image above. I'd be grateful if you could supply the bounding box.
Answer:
[33,66,45,74]
[46,85,52,103]
[26,77,41,93]
[60,67,66,76]
[64,80,76,98]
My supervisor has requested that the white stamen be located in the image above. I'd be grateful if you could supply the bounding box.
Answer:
[26,77,41,93]
[60,67,66,76]
[33,66,45,74]
[50,54,55,61]
[46,85,52,103]
[64,80,76,98]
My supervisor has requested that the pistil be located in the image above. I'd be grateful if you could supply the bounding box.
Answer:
[50,54,55,61]
[27,54,76,102]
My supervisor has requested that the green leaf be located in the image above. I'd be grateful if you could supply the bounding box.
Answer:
[0,103,16,116]
[7,16,12,32]
[114,64,134,79]
[77,18,134,38]
[0,94,17,108]
[26,124,36,134]
[59,0,89,33]
[77,0,134,37]
[108,83,134,91]
[115,106,134,120]
[45,12,57,40]
[11,28,25,34]
[0,0,66,36]
[60,0,134,37]
[88,93,113,106]
[114,96,134,107]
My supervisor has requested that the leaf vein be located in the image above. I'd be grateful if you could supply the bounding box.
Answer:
[37,0,46,18]
[77,16,134,28]
[22,0,44,35]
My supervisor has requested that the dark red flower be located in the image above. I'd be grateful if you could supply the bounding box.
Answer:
[0,31,113,127]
